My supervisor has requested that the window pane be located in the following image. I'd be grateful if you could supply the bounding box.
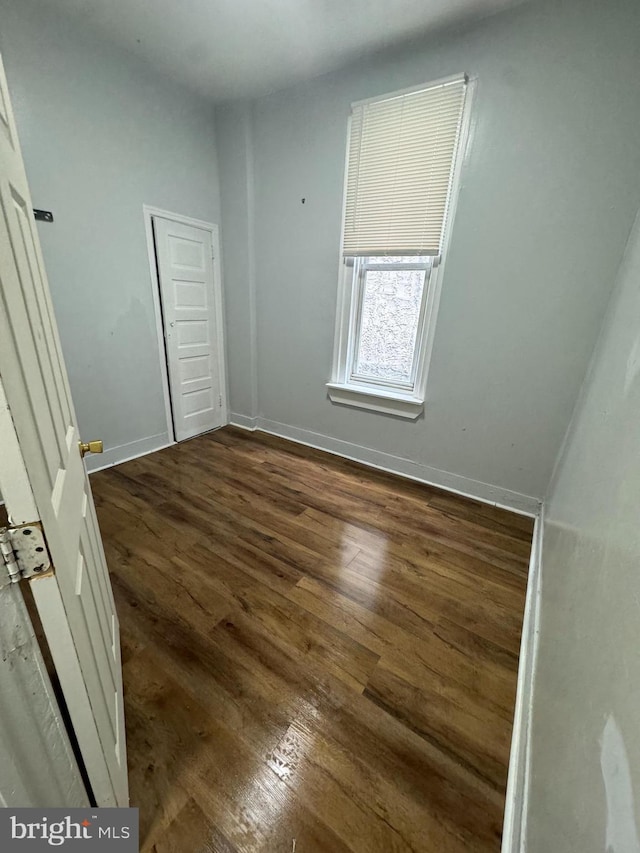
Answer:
[354,266,427,384]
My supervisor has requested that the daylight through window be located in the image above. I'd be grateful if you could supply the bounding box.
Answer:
[328,75,469,418]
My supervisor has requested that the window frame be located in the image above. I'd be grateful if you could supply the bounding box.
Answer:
[348,255,434,391]
[327,75,475,420]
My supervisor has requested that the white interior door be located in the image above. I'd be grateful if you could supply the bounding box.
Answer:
[153,216,224,441]
[0,53,128,806]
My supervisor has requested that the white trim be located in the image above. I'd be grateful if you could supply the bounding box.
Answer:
[211,223,230,428]
[501,504,544,853]
[350,73,468,108]
[229,415,540,515]
[84,432,172,474]
[30,577,117,805]
[326,382,423,419]
[417,76,476,394]
[142,204,230,440]
[328,78,476,417]
[229,412,259,431]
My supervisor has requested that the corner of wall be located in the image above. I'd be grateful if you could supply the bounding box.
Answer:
[243,103,259,421]
[215,100,259,423]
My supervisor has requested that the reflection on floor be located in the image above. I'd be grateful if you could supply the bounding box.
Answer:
[92,427,533,852]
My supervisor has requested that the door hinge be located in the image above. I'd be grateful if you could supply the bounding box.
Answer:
[0,523,54,588]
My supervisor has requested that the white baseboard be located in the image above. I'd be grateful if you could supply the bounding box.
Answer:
[230,414,540,516]
[501,506,544,853]
[229,412,258,431]
[85,432,173,474]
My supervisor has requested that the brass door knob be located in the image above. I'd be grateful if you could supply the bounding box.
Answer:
[79,439,104,458]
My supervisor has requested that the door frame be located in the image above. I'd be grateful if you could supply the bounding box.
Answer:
[143,204,229,442]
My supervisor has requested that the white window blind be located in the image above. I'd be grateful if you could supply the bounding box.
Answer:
[343,76,467,257]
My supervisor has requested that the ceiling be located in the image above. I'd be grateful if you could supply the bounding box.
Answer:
[49,0,524,102]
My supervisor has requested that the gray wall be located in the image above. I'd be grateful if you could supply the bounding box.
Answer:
[216,0,640,503]
[527,206,640,851]
[0,0,221,462]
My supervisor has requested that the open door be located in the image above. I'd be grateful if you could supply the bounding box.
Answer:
[153,214,225,441]
[0,53,128,806]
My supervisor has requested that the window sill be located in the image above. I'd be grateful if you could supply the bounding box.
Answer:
[326,382,424,420]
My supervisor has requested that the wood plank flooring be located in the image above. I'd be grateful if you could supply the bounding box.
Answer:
[91,427,533,852]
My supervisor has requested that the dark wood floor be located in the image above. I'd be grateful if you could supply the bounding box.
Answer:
[92,427,533,853]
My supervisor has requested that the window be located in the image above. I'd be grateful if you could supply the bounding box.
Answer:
[328,74,471,419]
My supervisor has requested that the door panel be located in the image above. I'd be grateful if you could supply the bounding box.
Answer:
[0,380,88,808]
[0,53,128,806]
[154,216,223,441]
